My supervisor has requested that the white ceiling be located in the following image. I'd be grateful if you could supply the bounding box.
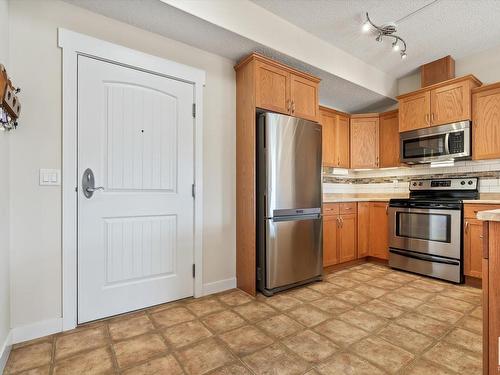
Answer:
[252,0,500,78]
[64,0,395,112]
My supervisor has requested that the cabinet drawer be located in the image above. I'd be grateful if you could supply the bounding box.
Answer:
[323,203,339,216]
[340,202,357,215]
[464,204,500,219]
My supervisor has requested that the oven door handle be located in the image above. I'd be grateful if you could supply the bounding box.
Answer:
[389,249,460,265]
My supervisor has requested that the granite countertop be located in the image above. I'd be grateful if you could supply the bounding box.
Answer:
[477,209,500,222]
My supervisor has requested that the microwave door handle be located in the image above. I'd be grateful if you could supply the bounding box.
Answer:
[444,133,450,155]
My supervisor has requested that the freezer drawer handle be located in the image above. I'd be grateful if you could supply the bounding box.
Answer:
[272,213,321,222]
[389,249,459,266]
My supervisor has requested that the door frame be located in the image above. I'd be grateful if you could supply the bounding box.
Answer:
[59,29,206,331]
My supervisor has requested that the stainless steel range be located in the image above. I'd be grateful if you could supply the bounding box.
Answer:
[388,177,479,283]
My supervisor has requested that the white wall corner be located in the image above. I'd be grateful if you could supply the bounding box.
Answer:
[202,278,237,296]
[11,318,62,345]
[0,330,12,373]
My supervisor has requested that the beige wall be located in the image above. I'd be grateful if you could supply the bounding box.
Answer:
[8,0,236,328]
[0,0,11,353]
[398,45,500,95]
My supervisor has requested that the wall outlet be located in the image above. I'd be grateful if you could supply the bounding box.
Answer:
[39,169,61,186]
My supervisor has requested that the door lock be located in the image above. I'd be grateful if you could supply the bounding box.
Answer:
[82,168,104,198]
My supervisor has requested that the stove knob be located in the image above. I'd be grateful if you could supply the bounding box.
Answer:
[418,182,423,186]
[468,180,473,185]
[461,181,466,185]
[412,182,417,186]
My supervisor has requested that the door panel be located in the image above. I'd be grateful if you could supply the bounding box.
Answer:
[264,113,322,214]
[472,86,500,160]
[399,91,430,132]
[290,74,318,122]
[431,81,469,126]
[379,111,400,168]
[464,219,483,278]
[339,214,357,263]
[266,217,322,288]
[77,56,194,323]
[320,109,336,167]
[255,62,290,114]
[357,202,370,258]
[336,114,350,168]
[350,116,379,169]
[323,215,338,267]
[370,203,389,260]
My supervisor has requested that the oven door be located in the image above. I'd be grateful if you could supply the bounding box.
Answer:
[388,206,461,259]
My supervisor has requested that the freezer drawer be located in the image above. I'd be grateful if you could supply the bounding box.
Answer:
[389,248,462,283]
[266,214,322,290]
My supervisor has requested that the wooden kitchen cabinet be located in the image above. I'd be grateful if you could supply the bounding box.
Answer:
[290,73,319,121]
[252,54,320,122]
[357,202,370,258]
[369,202,389,260]
[379,110,400,168]
[323,203,357,267]
[472,83,500,160]
[339,214,357,263]
[398,91,431,132]
[350,114,379,169]
[397,75,481,132]
[323,214,339,267]
[320,106,350,168]
[464,218,484,278]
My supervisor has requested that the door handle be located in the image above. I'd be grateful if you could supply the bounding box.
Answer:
[82,168,104,198]
[291,101,296,114]
[465,221,469,232]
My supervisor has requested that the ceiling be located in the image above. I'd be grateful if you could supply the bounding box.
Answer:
[65,0,395,112]
[251,0,500,78]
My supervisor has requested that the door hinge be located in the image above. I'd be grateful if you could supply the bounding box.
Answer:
[192,103,196,118]
[192,183,195,198]
[192,264,196,278]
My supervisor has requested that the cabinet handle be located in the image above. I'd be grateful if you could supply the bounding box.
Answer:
[431,113,435,123]
[336,217,340,228]
[385,204,388,215]
[465,221,469,232]
[340,216,344,228]
[287,100,291,113]
[425,114,429,125]
[291,101,296,114]
[337,157,340,166]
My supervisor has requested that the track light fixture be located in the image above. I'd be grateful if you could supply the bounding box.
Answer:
[362,12,408,60]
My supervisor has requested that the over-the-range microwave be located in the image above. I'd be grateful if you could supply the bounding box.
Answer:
[400,121,471,164]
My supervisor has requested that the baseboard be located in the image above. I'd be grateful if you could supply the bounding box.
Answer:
[11,318,62,345]
[0,330,12,373]
[202,277,237,296]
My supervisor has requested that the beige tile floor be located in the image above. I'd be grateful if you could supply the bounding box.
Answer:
[3,262,483,375]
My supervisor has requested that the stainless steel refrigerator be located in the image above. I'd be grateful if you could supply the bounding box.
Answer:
[257,112,323,296]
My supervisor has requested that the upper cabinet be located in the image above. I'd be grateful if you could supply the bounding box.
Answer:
[397,75,481,132]
[379,110,400,168]
[247,54,320,122]
[472,83,500,160]
[350,114,379,169]
[320,106,350,168]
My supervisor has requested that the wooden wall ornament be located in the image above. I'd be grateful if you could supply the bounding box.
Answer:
[0,64,21,131]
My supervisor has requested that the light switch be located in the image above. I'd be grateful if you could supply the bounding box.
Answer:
[39,169,61,186]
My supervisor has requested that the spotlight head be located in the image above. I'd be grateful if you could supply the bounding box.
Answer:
[400,51,407,60]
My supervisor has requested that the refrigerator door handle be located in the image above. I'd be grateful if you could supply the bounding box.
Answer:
[272,213,321,222]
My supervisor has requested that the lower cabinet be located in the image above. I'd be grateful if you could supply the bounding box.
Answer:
[369,202,389,260]
[323,204,357,267]
[357,202,370,258]
[464,218,484,278]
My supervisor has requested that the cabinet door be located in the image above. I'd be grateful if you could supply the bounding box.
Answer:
[379,111,400,168]
[255,62,290,114]
[399,91,430,132]
[430,81,469,126]
[339,214,357,263]
[369,202,389,260]
[464,218,483,278]
[350,116,379,169]
[473,86,500,160]
[323,215,339,267]
[290,73,319,122]
[320,109,336,167]
[357,202,370,258]
[336,115,350,168]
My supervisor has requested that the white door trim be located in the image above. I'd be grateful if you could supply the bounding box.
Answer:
[59,28,205,331]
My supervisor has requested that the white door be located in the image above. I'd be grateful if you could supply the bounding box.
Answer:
[77,56,195,323]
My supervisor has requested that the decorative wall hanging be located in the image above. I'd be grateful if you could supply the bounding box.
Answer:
[0,64,21,131]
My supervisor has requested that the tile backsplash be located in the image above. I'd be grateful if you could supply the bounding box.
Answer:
[323,159,500,195]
